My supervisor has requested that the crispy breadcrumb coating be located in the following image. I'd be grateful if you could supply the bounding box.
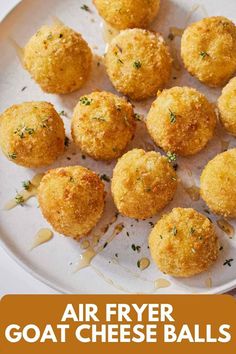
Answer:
[105,29,172,100]
[149,208,219,277]
[111,149,177,219]
[218,77,236,135]
[0,101,65,167]
[71,91,136,160]
[23,21,92,94]
[38,166,105,238]
[181,16,236,87]
[146,87,216,156]
[93,0,160,30]
[200,149,236,218]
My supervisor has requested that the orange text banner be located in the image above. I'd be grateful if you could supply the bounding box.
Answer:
[0,295,235,354]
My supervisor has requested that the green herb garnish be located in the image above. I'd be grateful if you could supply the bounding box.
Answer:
[190,227,195,235]
[100,174,110,182]
[92,116,107,122]
[200,51,209,59]
[134,113,142,121]
[25,127,35,135]
[8,152,17,160]
[80,96,92,106]
[172,226,177,236]
[81,4,90,11]
[15,194,24,206]
[41,118,49,128]
[59,110,67,117]
[22,180,31,190]
[14,125,35,138]
[133,60,142,69]
[169,109,176,124]
[131,244,141,252]
[167,151,177,163]
[223,259,234,267]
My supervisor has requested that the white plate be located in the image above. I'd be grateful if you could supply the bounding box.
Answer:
[0,0,236,294]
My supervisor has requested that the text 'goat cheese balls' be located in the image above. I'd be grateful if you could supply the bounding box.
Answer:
[23,21,92,94]
[105,29,172,101]
[0,102,65,168]
[149,208,219,277]
[38,166,105,238]
[200,149,236,218]
[146,87,216,156]
[93,0,160,30]
[71,91,136,160]
[111,149,177,219]
[218,77,236,135]
[181,16,236,87]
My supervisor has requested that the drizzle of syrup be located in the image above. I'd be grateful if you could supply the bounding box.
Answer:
[138,257,150,271]
[31,228,53,250]
[75,223,124,271]
[154,278,171,289]
[4,173,44,210]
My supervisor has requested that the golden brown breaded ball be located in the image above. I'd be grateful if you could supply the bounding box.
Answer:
[71,91,136,160]
[218,77,236,135]
[105,29,172,100]
[146,87,216,156]
[200,149,236,218]
[181,16,236,87]
[93,0,160,30]
[111,149,177,219]
[149,208,219,277]
[38,166,105,238]
[0,102,65,168]
[23,21,92,94]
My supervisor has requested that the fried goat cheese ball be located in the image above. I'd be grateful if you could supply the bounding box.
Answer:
[71,91,136,160]
[111,149,177,219]
[149,208,219,277]
[181,16,236,87]
[105,29,172,101]
[23,21,92,94]
[200,149,236,218]
[0,102,65,168]
[93,0,160,30]
[146,87,216,156]
[38,166,105,238]
[218,77,236,135]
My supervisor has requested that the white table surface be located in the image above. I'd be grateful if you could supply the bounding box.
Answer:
[0,0,235,297]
